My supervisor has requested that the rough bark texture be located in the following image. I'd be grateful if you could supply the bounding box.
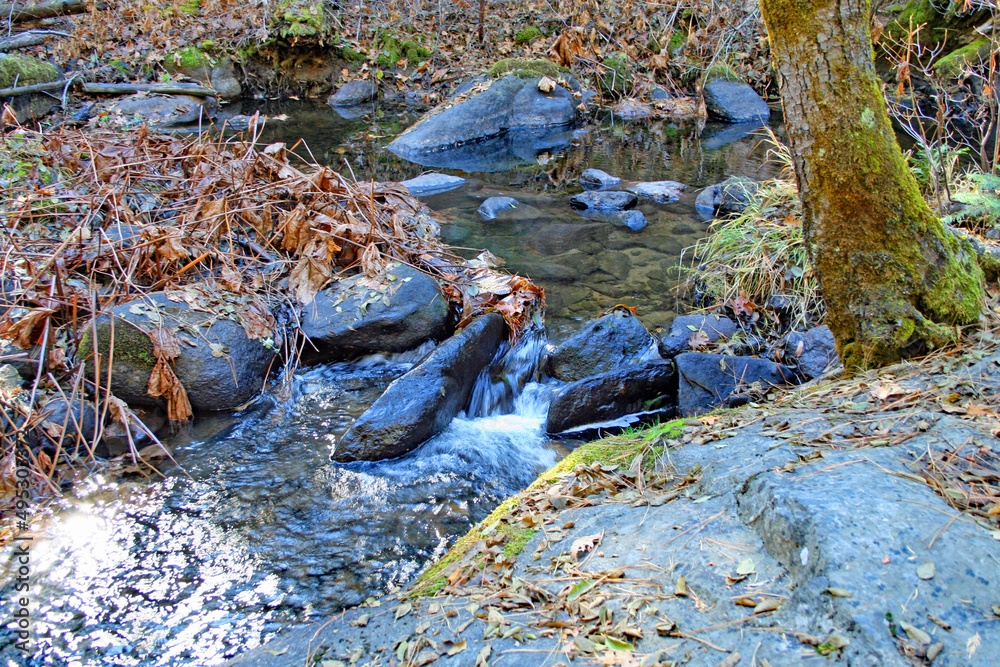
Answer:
[759,0,984,368]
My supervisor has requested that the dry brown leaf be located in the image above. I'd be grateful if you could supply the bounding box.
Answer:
[156,233,190,262]
[360,242,383,277]
[148,326,181,359]
[0,308,55,348]
[219,265,243,292]
[147,358,193,421]
[288,257,332,305]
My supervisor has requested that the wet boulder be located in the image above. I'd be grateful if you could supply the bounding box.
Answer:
[676,352,798,416]
[477,196,520,220]
[31,398,100,456]
[627,180,686,203]
[300,264,449,362]
[578,209,647,231]
[781,325,839,381]
[107,93,218,128]
[549,310,658,382]
[703,77,770,123]
[569,191,638,211]
[327,80,377,106]
[77,292,277,411]
[400,173,466,196]
[659,314,738,358]
[695,176,759,219]
[580,169,621,191]
[334,313,507,462]
[546,361,677,434]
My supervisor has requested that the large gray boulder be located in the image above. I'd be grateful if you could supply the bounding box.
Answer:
[387,76,577,158]
[327,80,377,106]
[78,292,277,411]
[703,77,770,123]
[626,180,686,203]
[334,313,507,462]
[300,264,448,361]
[676,352,798,415]
[549,310,657,382]
[546,361,677,434]
[569,191,637,211]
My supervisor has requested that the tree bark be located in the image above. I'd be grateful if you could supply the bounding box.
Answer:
[759,0,984,368]
[80,82,216,97]
[0,0,86,23]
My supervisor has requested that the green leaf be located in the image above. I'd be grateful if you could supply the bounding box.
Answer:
[603,636,634,651]
[736,558,755,575]
[567,579,592,601]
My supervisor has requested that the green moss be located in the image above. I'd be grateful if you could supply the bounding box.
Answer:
[920,234,985,324]
[338,45,366,63]
[169,47,211,71]
[704,61,744,83]
[178,0,200,15]
[0,54,59,89]
[596,53,632,98]
[514,26,542,46]
[77,319,157,369]
[488,57,568,79]
[933,38,992,78]
[375,34,432,68]
[273,0,327,40]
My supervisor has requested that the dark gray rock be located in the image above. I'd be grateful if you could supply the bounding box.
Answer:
[387,76,577,159]
[627,180,686,203]
[676,352,798,415]
[99,223,144,246]
[108,93,218,127]
[477,196,519,220]
[580,168,621,191]
[612,99,653,119]
[396,125,576,173]
[77,292,277,411]
[33,399,99,455]
[703,78,770,123]
[659,314,738,358]
[577,209,647,231]
[569,190,637,211]
[783,325,838,380]
[400,173,466,196]
[167,56,241,100]
[334,313,507,462]
[694,176,759,219]
[649,86,669,101]
[300,264,448,361]
[549,310,657,382]
[327,80,377,106]
[546,361,677,433]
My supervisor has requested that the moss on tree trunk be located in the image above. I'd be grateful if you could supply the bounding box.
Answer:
[759,0,984,368]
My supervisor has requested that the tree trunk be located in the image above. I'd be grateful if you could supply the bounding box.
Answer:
[759,0,984,368]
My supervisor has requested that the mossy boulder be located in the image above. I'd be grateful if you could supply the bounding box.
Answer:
[487,57,567,80]
[375,34,432,68]
[596,53,632,98]
[0,54,61,122]
[165,47,241,100]
[514,26,542,46]
[933,38,993,78]
[272,0,329,41]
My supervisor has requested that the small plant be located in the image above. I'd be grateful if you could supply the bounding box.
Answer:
[943,172,1000,235]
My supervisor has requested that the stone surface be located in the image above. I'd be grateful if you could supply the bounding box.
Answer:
[659,313,738,358]
[387,76,577,159]
[626,180,686,203]
[576,208,647,231]
[107,93,218,128]
[32,398,99,455]
[476,196,519,220]
[167,56,241,100]
[694,175,759,218]
[327,79,377,106]
[334,313,507,462]
[580,168,621,191]
[299,264,449,362]
[612,99,653,119]
[703,78,770,123]
[569,190,638,211]
[783,325,839,380]
[545,360,677,433]
[549,310,657,382]
[399,173,466,196]
[676,352,798,415]
[77,292,277,411]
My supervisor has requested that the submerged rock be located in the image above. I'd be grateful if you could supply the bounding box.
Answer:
[546,361,677,434]
[327,80,377,106]
[107,93,218,128]
[580,168,621,191]
[676,352,798,415]
[77,292,277,411]
[549,310,657,382]
[334,313,507,462]
[627,180,686,203]
[569,191,638,211]
[577,209,647,231]
[694,176,759,219]
[477,196,520,220]
[659,314,738,358]
[300,264,449,362]
[400,173,466,196]
[703,78,770,123]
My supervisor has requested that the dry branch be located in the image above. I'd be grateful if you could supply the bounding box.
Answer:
[80,82,216,97]
[0,77,68,97]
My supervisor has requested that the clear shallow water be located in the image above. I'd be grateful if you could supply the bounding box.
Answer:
[1,103,778,666]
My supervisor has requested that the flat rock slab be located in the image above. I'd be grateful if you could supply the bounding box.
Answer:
[400,173,467,196]
[676,352,798,416]
[569,190,638,211]
[577,208,647,231]
[626,180,686,203]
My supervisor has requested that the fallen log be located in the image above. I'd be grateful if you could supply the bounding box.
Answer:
[1,0,86,22]
[80,82,216,97]
[0,29,68,51]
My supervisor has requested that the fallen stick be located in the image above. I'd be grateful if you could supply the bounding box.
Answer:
[0,78,69,97]
[1,0,86,22]
[80,82,216,97]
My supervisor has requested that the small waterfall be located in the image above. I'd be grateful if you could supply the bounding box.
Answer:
[466,328,549,418]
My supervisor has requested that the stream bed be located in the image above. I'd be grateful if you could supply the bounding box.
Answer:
[0,103,777,666]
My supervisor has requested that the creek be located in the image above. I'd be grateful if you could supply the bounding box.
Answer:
[0,103,777,666]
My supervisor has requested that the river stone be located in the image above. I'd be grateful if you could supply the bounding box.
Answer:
[659,314,738,358]
[400,173,466,196]
[782,325,839,380]
[694,176,759,219]
[166,56,241,100]
[703,78,770,123]
[676,352,798,416]
[569,191,638,211]
[327,80,377,106]
[580,168,621,190]
[613,99,653,119]
[627,180,686,203]
[0,54,61,122]
[387,76,577,158]
[32,398,100,455]
[299,264,448,361]
[334,313,507,462]
[546,361,677,434]
[577,209,647,231]
[77,292,277,411]
[477,196,519,220]
[108,93,219,128]
[549,310,657,382]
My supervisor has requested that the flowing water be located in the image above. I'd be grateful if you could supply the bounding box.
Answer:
[0,101,778,666]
